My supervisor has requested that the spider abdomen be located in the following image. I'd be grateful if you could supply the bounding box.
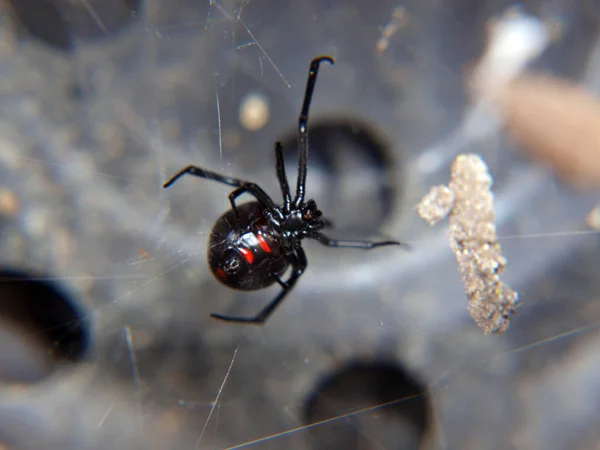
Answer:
[208,202,289,291]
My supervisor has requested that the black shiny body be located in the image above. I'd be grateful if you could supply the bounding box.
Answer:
[208,202,288,291]
[164,56,403,324]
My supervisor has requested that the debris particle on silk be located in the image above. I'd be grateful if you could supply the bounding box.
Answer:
[417,154,519,334]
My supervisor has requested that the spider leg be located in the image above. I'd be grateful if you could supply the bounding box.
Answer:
[164,165,278,220]
[308,231,404,249]
[227,183,278,224]
[163,165,247,189]
[293,56,334,209]
[275,142,292,212]
[210,247,307,324]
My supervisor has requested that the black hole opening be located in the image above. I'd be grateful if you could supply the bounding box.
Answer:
[304,360,431,450]
[280,118,399,232]
[9,0,141,51]
[9,0,74,52]
[0,269,89,383]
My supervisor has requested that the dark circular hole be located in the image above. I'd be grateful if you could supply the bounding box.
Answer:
[9,0,141,51]
[9,0,74,52]
[303,360,431,450]
[279,118,399,232]
[0,268,89,383]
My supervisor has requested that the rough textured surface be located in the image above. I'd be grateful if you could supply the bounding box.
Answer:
[418,154,519,334]
[0,1,599,450]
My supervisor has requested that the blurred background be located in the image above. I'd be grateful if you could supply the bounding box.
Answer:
[1,0,600,449]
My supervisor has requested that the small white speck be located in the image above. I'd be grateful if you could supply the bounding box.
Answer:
[239,92,270,131]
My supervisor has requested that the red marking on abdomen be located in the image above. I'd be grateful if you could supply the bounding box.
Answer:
[239,247,254,264]
[216,267,227,280]
[256,234,271,253]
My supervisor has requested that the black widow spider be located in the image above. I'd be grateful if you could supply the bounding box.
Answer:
[163,56,403,324]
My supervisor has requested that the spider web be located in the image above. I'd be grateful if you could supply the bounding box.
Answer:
[2,1,600,449]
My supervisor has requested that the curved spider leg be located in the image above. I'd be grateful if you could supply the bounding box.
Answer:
[210,247,307,324]
[227,183,278,225]
[163,165,278,224]
[307,231,407,249]
[293,56,334,209]
[163,165,247,189]
[275,142,292,213]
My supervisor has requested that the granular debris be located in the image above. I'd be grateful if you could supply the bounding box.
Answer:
[417,154,519,334]
[376,5,407,55]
